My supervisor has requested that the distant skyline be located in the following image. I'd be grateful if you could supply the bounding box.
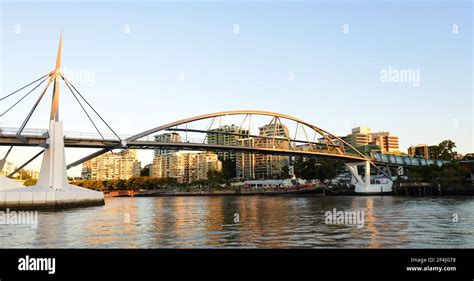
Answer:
[1,0,472,176]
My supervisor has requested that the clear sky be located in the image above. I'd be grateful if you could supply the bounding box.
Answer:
[0,0,472,177]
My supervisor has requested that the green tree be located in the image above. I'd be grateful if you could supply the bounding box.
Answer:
[434,140,457,161]
[24,178,37,186]
[140,166,150,177]
[294,157,344,182]
[221,159,236,180]
[279,165,291,179]
[294,157,318,180]
[207,169,224,187]
[316,159,344,183]
[14,169,32,180]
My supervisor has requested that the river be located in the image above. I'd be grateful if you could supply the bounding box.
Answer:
[1,196,473,248]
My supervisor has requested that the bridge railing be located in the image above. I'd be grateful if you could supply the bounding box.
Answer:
[0,127,48,137]
[372,152,448,167]
[64,131,126,142]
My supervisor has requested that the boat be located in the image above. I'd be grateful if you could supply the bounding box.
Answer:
[354,176,393,195]
[262,184,325,196]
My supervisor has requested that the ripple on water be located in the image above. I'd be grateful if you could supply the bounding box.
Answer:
[1,196,473,248]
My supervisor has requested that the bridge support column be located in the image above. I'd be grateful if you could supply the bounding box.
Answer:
[365,160,371,188]
[37,120,69,190]
[345,161,392,195]
[0,120,105,208]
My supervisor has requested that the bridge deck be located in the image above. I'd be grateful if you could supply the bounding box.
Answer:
[0,129,448,167]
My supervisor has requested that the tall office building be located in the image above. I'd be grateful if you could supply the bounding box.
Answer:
[346,127,400,153]
[348,127,372,146]
[81,149,141,180]
[371,132,400,153]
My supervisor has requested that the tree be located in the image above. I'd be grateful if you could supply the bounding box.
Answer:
[221,159,236,180]
[14,169,32,180]
[316,159,344,183]
[294,157,318,180]
[140,166,150,177]
[434,140,457,161]
[24,178,37,186]
[279,165,291,179]
[207,169,224,187]
[294,157,344,182]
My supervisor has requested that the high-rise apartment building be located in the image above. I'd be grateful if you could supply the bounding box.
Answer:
[151,151,222,183]
[236,123,290,179]
[207,125,249,161]
[81,149,141,180]
[154,133,181,157]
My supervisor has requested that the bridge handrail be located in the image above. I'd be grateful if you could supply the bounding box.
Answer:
[0,127,48,137]
[371,152,449,167]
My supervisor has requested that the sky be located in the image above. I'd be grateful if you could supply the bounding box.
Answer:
[0,0,472,177]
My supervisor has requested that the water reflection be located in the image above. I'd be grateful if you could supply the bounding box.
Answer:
[0,196,473,248]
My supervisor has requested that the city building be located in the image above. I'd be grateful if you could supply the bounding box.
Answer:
[81,149,141,180]
[346,127,400,154]
[150,151,222,183]
[207,125,249,161]
[1,161,16,177]
[236,123,290,179]
[196,152,222,181]
[154,133,181,157]
[408,144,439,159]
[236,138,256,179]
[347,127,372,146]
[371,132,400,153]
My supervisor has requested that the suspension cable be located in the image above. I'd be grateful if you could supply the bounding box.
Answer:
[0,74,49,101]
[60,73,122,142]
[61,75,105,140]
[1,76,49,117]
[17,78,53,136]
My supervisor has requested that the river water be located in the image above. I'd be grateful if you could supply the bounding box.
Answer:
[1,196,473,248]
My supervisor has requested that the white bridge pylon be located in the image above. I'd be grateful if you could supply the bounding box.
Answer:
[0,35,104,208]
[345,161,393,194]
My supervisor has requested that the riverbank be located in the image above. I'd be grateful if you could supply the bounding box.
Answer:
[103,182,474,197]
[393,182,474,196]
[105,186,326,197]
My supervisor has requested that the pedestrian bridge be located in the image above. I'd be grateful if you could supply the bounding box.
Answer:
[0,109,447,171]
